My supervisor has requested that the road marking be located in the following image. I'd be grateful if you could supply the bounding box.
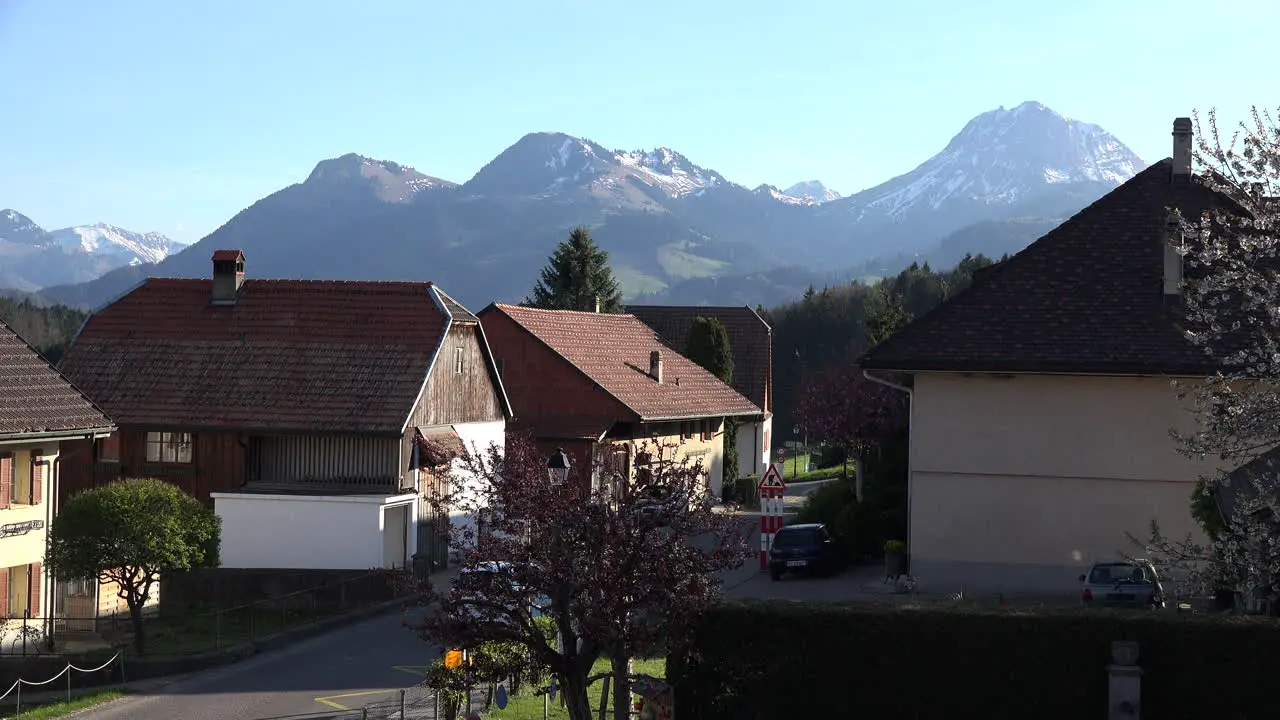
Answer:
[393,665,433,677]
[314,690,391,710]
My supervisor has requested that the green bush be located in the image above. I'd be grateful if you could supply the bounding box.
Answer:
[669,600,1280,719]
[814,444,847,469]
[795,483,883,560]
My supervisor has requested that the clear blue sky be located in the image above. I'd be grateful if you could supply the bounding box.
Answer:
[0,0,1269,243]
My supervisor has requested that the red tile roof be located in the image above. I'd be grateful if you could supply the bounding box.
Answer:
[0,320,113,437]
[484,304,762,421]
[59,278,461,433]
[627,305,771,412]
[861,159,1232,375]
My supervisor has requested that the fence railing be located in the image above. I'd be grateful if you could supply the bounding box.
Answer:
[0,651,123,716]
[0,570,404,657]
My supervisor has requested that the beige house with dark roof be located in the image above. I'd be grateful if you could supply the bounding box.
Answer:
[0,319,114,635]
[859,118,1232,595]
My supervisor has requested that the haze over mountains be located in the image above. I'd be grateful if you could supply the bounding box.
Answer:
[6,101,1146,310]
[0,210,185,292]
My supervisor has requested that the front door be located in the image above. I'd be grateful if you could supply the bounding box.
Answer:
[382,503,410,569]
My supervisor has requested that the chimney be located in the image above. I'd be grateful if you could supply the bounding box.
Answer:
[1172,117,1193,180]
[594,294,601,313]
[649,350,663,384]
[211,249,246,305]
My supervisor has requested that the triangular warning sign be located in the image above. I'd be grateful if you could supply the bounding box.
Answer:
[757,464,786,492]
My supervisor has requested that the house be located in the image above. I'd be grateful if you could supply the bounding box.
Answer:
[57,250,510,577]
[477,304,763,498]
[0,318,114,630]
[628,305,773,479]
[859,118,1231,594]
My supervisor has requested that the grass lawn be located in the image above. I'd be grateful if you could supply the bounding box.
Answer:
[81,606,324,659]
[483,658,665,720]
[4,689,128,719]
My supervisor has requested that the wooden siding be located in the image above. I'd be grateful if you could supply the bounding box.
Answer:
[400,324,505,475]
[249,435,401,489]
[58,430,246,507]
[481,311,631,420]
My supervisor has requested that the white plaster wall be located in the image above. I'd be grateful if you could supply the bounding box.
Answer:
[213,493,415,570]
[735,418,771,479]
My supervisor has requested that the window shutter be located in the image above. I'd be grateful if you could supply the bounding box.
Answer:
[0,454,10,508]
[29,563,41,618]
[0,567,9,617]
[31,455,43,506]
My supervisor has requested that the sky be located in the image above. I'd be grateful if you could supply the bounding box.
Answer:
[0,0,1271,244]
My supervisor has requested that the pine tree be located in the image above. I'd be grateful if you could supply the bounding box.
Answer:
[686,316,739,490]
[525,227,624,312]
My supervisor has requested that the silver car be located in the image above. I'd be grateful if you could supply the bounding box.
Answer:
[1079,559,1166,609]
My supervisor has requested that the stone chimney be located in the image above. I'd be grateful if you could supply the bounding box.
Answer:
[211,249,246,305]
[649,350,663,384]
[1172,117,1193,180]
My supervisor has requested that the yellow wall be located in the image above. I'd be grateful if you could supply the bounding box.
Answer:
[1,442,58,618]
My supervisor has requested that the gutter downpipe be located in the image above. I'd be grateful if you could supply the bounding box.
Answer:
[863,369,914,571]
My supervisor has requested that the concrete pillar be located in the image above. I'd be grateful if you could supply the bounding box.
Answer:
[1108,641,1142,719]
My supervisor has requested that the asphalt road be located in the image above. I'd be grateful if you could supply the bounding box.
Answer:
[80,607,440,720]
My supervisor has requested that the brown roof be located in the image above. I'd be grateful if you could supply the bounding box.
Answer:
[0,320,113,437]
[59,278,476,433]
[860,159,1230,375]
[627,305,771,412]
[481,304,762,421]
[508,414,616,441]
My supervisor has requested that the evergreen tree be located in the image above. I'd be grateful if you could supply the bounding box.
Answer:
[526,227,624,312]
[686,316,739,490]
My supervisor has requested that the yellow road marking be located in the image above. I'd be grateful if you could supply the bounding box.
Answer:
[314,690,392,710]
[392,665,433,677]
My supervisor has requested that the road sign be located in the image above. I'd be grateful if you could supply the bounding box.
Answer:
[776,447,786,462]
[757,464,786,493]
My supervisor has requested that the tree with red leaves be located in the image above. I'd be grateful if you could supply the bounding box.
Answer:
[794,359,907,496]
[410,434,748,720]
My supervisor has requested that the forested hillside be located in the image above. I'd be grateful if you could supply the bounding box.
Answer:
[0,296,88,364]
[765,253,1007,442]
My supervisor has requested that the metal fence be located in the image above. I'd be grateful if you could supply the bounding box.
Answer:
[0,570,403,657]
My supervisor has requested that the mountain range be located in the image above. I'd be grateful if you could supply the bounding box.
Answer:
[0,210,185,292]
[6,101,1147,310]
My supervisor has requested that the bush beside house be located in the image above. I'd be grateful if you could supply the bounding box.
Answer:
[668,600,1280,719]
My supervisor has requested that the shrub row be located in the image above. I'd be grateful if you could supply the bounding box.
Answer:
[668,600,1280,719]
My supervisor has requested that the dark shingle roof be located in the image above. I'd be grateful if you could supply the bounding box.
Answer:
[58,278,460,433]
[627,305,771,412]
[0,320,113,437]
[483,304,762,421]
[860,159,1230,375]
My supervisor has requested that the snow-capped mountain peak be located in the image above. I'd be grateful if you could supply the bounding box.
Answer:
[48,223,185,265]
[782,181,842,204]
[613,146,728,197]
[0,209,48,244]
[836,100,1147,220]
[752,184,810,205]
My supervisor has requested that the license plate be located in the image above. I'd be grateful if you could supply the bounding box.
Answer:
[786,560,807,567]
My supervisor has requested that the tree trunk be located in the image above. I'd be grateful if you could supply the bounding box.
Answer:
[560,669,595,720]
[127,598,146,656]
[611,655,633,720]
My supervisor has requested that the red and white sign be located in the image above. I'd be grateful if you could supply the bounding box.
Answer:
[776,448,786,462]
[757,464,787,569]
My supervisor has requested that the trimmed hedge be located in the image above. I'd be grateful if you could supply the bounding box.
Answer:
[668,600,1280,719]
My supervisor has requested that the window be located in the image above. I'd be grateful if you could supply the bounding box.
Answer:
[145,432,193,464]
[454,346,465,374]
[5,564,32,617]
[681,422,693,440]
[700,419,715,442]
[4,450,33,505]
[96,435,121,463]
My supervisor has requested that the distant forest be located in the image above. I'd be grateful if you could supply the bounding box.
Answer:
[0,297,88,365]
[764,253,1006,441]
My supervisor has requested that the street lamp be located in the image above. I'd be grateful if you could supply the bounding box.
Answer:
[547,448,570,484]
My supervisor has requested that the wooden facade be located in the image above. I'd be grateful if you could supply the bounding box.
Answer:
[59,430,246,506]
